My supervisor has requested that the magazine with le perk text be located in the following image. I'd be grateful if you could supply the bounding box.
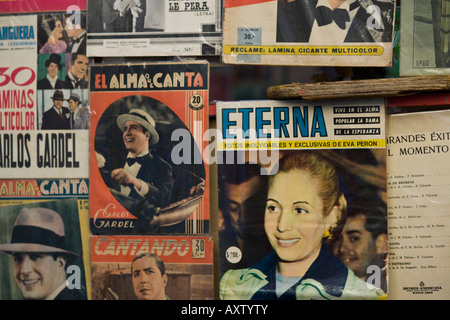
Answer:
[87,0,222,57]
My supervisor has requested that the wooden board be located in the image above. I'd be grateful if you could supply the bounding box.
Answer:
[267,76,450,100]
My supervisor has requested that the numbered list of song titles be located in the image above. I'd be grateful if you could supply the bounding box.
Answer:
[387,111,450,299]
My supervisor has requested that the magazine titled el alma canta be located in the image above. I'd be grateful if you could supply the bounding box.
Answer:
[89,61,209,235]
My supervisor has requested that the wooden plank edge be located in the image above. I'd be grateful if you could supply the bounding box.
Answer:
[267,76,450,100]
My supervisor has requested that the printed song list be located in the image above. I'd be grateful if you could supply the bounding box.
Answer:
[386,111,450,299]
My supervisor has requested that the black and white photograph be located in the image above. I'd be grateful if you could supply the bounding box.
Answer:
[276,0,395,44]
[400,0,450,75]
[86,0,222,56]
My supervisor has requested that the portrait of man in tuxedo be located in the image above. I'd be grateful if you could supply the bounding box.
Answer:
[276,0,395,44]
[109,108,173,209]
[64,12,87,54]
[41,90,71,130]
[64,53,89,89]
[94,95,207,233]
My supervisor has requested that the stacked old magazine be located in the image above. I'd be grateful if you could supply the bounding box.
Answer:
[0,0,449,301]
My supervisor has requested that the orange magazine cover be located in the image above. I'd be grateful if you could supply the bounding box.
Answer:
[89,61,209,235]
[90,235,214,300]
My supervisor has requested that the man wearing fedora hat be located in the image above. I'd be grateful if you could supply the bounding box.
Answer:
[111,108,173,209]
[0,207,86,300]
[37,53,65,90]
[41,90,71,130]
[67,93,89,130]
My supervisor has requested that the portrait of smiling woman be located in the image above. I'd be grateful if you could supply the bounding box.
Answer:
[220,151,386,300]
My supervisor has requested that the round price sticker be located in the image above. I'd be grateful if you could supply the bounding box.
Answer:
[225,246,242,264]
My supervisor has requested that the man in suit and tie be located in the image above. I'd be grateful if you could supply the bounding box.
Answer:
[102,0,146,32]
[110,109,173,209]
[64,53,88,89]
[67,93,89,130]
[41,90,70,130]
[276,0,394,44]
[37,54,65,90]
[64,13,87,54]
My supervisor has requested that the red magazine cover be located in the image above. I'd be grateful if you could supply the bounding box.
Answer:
[90,235,214,300]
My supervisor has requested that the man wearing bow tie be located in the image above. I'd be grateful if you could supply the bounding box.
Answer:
[64,13,87,54]
[111,109,173,208]
[64,53,88,89]
[276,0,394,43]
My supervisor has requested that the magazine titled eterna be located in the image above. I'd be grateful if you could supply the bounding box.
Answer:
[216,98,388,300]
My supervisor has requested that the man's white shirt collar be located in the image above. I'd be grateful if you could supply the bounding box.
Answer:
[72,107,80,119]
[53,105,64,115]
[126,150,149,161]
[46,74,58,88]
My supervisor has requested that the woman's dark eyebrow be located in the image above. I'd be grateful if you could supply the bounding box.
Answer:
[267,199,311,206]
[293,201,310,205]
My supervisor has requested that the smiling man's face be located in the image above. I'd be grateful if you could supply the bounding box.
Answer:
[13,252,66,299]
[335,214,379,278]
[122,120,150,157]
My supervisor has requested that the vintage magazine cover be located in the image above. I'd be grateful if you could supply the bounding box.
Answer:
[386,109,450,299]
[0,1,91,300]
[216,99,388,299]
[89,62,210,235]
[222,0,396,66]
[0,178,92,299]
[0,1,90,179]
[0,198,88,300]
[87,0,222,57]
[400,0,450,76]
[90,235,214,300]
